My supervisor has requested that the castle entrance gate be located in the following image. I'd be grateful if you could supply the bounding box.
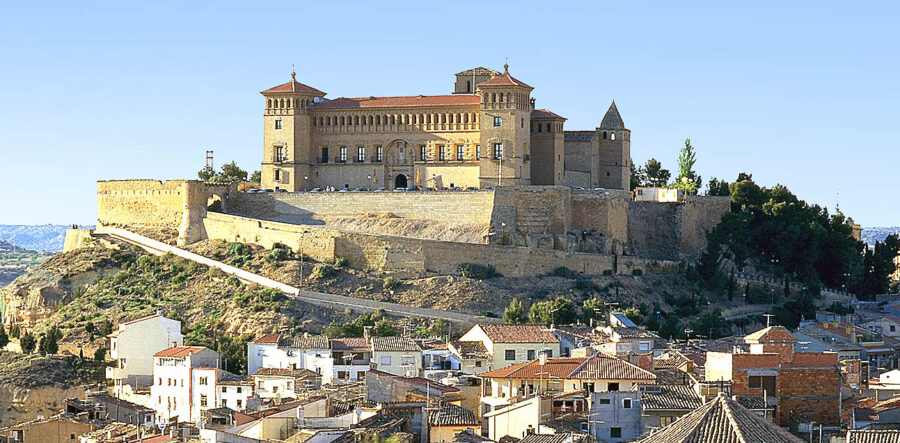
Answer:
[394,174,408,189]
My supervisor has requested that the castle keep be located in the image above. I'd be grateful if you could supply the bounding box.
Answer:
[260,66,628,191]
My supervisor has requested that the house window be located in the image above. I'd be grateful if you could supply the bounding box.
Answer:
[274,169,281,181]
[610,427,622,438]
[321,147,329,163]
[608,382,620,392]
[237,399,243,408]
[376,146,383,161]
[221,387,227,393]
[401,356,416,366]
[610,132,616,140]
[357,146,365,162]
[505,350,516,361]
[599,398,611,405]
[494,116,502,127]
[475,361,482,367]
[275,146,285,162]
[339,147,347,162]
[456,145,464,161]
[438,145,446,161]
[420,145,427,161]
[381,356,392,366]
[200,394,208,407]
[639,342,651,351]
[199,377,208,385]
[475,145,481,159]
[892,325,896,332]
[273,386,279,393]
[275,119,282,130]
[527,350,536,360]
[237,387,242,394]
[623,398,632,409]
[493,143,503,159]
[660,416,674,426]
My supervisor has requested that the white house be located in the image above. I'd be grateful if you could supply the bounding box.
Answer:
[107,313,183,394]
[370,337,423,377]
[457,324,561,373]
[252,367,322,400]
[247,334,334,384]
[149,345,220,423]
[218,378,255,412]
[330,337,371,383]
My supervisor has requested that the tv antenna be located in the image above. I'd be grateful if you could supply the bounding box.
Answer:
[206,150,214,169]
[763,313,775,327]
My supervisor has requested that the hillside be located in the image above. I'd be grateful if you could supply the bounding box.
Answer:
[0,352,94,426]
[0,239,52,289]
[863,227,900,246]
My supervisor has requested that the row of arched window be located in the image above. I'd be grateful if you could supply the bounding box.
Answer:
[602,131,617,141]
[530,121,563,133]
[483,91,528,104]
[311,111,481,130]
[266,97,313,109]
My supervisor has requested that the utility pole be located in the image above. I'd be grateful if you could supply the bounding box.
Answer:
[206,150,214,170]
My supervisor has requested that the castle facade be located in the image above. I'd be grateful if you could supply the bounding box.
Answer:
[260,66,629,191]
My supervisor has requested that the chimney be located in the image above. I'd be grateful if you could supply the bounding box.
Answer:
[539,352,548,366]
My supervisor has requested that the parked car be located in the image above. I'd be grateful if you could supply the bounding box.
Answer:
[423,187,435,192]
[437,186,449,191]
[406,186,419,192]
[450,187,463,192]
[393,187,407,192]
[262,189,275,193]
[247,188,261,194]
[338,188,350,193]
[465,187,479,191]
[310,187,323,192]
[482,186,495,191]
[373,187,386,192]
[276,188,288,193]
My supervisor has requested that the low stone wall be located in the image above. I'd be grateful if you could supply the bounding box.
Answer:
[203,212,679,278]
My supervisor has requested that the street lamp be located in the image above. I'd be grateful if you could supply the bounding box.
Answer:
[304,176,309,192]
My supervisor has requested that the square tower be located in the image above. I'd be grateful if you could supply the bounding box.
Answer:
[476,65,534,187]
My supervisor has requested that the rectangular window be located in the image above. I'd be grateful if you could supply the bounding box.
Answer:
[420,145,427,161]
[200,394,208,407]
[274,169,281,181]
[339,146,347,162]
[639,342,651,351]
[493,143,503,159]
[505,350,516,361]
[527,350,536,360]
[438,145,446,161]
[381,356,392,366]
[237,387,242,394]
[237,399,243,408]
[376,146,383,161]
[221,387,226,393]
[199,377,208,385]
[493,116,502,127]
[608,382,620,392]
[321,147,329,163]
[275,119,282,130]
[401,356,416,366]
[623,398,632,409]
[475,145,481,159]
[357,146,365,162]
[599,398,611,405]
[456,145,464,161]
[475,361,482,367]
[275,146,285,162]
[610,427,622,438]
[273,386,278,393]
[660,416,674,426]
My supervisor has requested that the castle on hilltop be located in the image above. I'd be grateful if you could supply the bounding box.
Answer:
[260,65,630,191]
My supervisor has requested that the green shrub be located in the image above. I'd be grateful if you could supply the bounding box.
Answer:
[602,269,614,276]
[334,257,347,267]
[311,263,337,279]
[551,267,577,278]
[382,276,399,291]
[265,247,290,263]
[458,263,500,279]
[632,269,644,276]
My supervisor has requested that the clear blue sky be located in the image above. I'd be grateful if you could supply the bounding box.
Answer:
[0,1,897,226]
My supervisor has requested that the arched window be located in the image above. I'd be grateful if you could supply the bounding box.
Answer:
[610,132,616,140]
[547,123,551,133]
[279,99,284,108]
[498,93,503,103]
[602,131,608,139]
[341,116,345,126]
[354,116,359,125]
[319,117,324,126]
[491,93,496,103]
[267,99,272,108]
[506,93,511,103]
[287,99,292,108]
[327,116,331,126]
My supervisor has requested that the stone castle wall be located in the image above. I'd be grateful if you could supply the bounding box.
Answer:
[95,180,729,275]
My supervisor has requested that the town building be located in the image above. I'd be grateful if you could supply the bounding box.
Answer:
[0,415,98,443]
[246,333,333,383]
[636,369,704,433]
[457,324,561,373]
[259,66,630,191]
[148,345,220,423]
[427,402,480,442]
[218,377,255,411]
[330,337,371,383]
[106,313,183,395]
[635,393,802,443]
[705,326,841,427]
[252,367,319,401]
[370,336,423,377]
[588,391,642,442]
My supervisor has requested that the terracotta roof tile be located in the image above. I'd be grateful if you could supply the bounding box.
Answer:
[309,94,479,110]
[253,333,281,344]
[450,341,490,359]
[331,338,370,352]
[475,324,559,344]
[262,80,325,96]
[154,346,207,358]
[477,73,533,89]
[429,402,478,426]
[253,367,319,378]
[638,384,703,411]
[481,354,656,381]
[847,430,900,443]
[371,336,421,352]
[531,109,566,120]
[278,335,330,350]
[636,394,802,443]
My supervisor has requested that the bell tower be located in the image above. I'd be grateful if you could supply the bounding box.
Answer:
[260,71,325,191]
[595,101,631,190]
[476,64,534,187]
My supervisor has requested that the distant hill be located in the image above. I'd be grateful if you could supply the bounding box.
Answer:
[863,227,900,246]
[0,225,93,252]
[0,239,37,254]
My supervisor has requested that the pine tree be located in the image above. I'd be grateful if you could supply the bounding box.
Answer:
[20,332,36,354]
[0,325,9,350]
[503,298,526,324]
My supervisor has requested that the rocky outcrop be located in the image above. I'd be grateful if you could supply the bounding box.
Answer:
[0,353,92,426]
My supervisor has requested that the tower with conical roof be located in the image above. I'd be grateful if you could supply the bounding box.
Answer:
[475,63,534,187]
[595,100,631,190]
[260,71,326,191]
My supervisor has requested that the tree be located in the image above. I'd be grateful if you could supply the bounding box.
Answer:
[528,297,577,326]
[94,346,107,362]
[38,326,60,355]
[9,324,19,339]
[250,170,262,184]
[372,319,397,337]
[629,159,640,191]
[581,298,605,325]
[503,298,527,324]
[623,307,643,325]
[0,325,8,350]
[640,158,671,187]
[99,319,113,336]
[198,161,249,184]
[707,177,731,196]
[20,332,36,354]
[673,138,701,194]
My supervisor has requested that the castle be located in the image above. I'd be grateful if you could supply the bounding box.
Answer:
[260,66,630,191]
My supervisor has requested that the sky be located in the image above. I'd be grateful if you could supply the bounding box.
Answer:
[0,1,897,226]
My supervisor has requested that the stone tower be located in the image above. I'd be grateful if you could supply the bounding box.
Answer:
[595,101,631,190]
[260,71,325,191]
[454,67,499,94]
[476,64,534,187]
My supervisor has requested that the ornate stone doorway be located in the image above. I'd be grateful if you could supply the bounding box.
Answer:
[394,174,408,189]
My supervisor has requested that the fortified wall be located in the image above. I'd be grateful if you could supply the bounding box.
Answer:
[92,180,730,277]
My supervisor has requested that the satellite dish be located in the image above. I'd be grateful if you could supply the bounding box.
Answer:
[158,423,166,431]
[355,408,363,416]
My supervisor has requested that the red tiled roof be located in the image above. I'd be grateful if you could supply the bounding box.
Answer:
[331,337,370,352]
[481,354,656,381]
[253,333,280,344]
[531,109,565,120]
[154,346,207,358]
[475,324,559,344]
[744,326,796,343]
[262,80,325,96]
[309,94,480,110]
[477,73,533,89]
